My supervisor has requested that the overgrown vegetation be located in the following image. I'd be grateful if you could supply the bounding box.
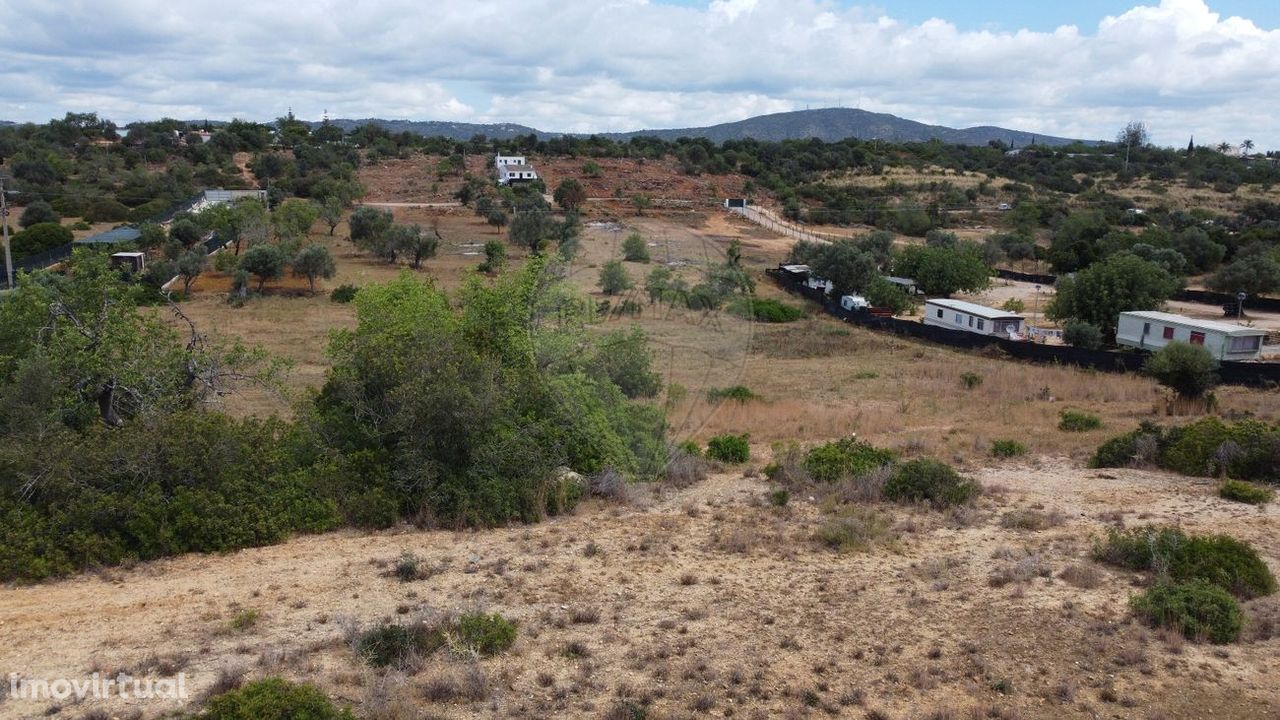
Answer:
[1219,479,1274,505]
[200,677,355,720]
[1130,580,1243,644]
[1058,410,1102,432]
[706,434,750,463]
[1090,417,1280,482]
[990,439,1028,458]
[883,459,979,508]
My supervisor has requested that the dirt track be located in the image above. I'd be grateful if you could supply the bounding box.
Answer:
[2,460,1277,720]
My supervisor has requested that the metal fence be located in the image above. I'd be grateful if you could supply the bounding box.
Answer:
[768,269,1280,387]
[15,242,75,273]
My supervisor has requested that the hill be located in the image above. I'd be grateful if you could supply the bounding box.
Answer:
[309,108,1092,146]
[602,108,1092,147]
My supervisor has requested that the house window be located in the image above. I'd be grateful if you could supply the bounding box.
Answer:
[935,308,943,319]
[955,313,963,324]
[977,319,985,331]
[968,316,974,327]
[1143,322,1150,335]
[1189,331,1205,345]
[1229,336,1261,352]
[1162,326,1175,340]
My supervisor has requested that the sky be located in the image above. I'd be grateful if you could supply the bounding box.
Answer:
[1,0,1278,149]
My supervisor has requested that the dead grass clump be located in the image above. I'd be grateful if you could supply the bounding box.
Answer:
[570,607,601,625]
[591,468,629,502]
[420,664,488,703]
[1059,563,1105,589]
[815,508,893,553]
[711,525,760,554]
[999,509,1066,531]
[989,549,1051,587]
[201,665,247,701]
[830,465,892,504]
[1245,596,1280,642]
[665,444,709,488]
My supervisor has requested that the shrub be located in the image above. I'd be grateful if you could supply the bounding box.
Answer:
[727,297,805,323]
[883,459,979,508]
[1130,581,1242,644]
[1090,423,1162,468]
[599,260,633,295]
[622,232,650,263]
[959,371,983,390]
[203,678,355,720]
[706,434,750,463]
[990,440,1027,458]
[769,488,790,507]
[10,222,73,261]
[1000,298,1025,313]
[1058,410,1102,432]
[706,385,758,403]
[456,612,518,656]
[330,281,360,301]
[356,623,442,669]
[1063,320,1103,350]
[1144,342,1219,399]
[1219,480,1273,506]
[664,443,708,488]
[394,552,421,582]
[803,437,895,483]
[1093,526,1276,599]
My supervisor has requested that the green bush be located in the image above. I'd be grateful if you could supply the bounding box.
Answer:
[706,385,758,403]
[883,459,979,508]
[706,434,750,463]
[1058,410,1102,432]
[990,440,1027,458]
[1144,341,1219,399]
[727,297,805,323]
[1093,526,1276,599]
[356,623,444,668]
[815,508,892,552]
[456,612,518,656]
[803,437,895,483]
[1063,320,1103,350]
[1219,479,1273,506]
[1130,581,1242,644]
[10,222,74,261]
[959,371,983,390]
[769,488,790,507]
[203,678,355,720]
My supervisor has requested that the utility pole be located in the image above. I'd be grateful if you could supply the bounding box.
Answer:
[1,175,13,290]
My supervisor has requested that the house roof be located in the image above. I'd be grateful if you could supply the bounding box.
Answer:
[886,276,917,286]
[1120,311,1267,337]
[926,298,1023,321]
[75,227,142,245]
[780,264,811,274]
[501,164,536,172]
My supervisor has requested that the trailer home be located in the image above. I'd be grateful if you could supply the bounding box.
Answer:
[1115,311,1267,361]
[923,298,1025,338]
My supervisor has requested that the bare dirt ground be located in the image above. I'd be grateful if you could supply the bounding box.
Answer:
[2,462,1277,720]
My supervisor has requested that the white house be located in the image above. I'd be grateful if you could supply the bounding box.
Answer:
[1116,311,1267,361]
[495,154,539,185]
[924,298,1025,338]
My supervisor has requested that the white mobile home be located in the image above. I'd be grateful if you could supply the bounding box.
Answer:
[924,298,1025,339]
[1116,311,1267,361]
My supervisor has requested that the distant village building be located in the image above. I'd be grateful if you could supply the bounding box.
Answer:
[923,298,1025,339]
[495,155,538,185]
[1115,311,1267,361]
[74,227,143,247]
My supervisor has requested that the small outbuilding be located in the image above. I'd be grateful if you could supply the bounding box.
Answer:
[110,251,145,273]
[924,298,1025,339]
[1116,311,1267,361]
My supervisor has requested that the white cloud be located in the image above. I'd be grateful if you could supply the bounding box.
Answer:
[0,0,1276,148]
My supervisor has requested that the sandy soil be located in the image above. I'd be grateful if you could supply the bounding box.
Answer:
[2,461,1277,720]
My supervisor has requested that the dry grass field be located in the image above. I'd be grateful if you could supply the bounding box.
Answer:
[11,166,1279,720]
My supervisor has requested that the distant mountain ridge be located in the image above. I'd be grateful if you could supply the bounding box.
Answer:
[305,108,1094,147]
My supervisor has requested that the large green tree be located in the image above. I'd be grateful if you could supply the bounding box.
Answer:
[1047,253,1180,331]
[892,243,991,297]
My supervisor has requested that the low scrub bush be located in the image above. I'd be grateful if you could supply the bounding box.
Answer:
[456,612,518,656]
[1090,418,1280,482]
[883,459,979,508]
[803,437,895,484]
[990,440,1027,458]
[959,371,983,390]
[329,284,359,303]
[706,385,759,403]
[706,434,750,463]
[1058,410,1102,432]
[727,296,805,323]
[664,443,708,488]
[202,678,355,720]
[1219,480,1273,505]
[1130,580,1242,644]
[1093,526,1276,599]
